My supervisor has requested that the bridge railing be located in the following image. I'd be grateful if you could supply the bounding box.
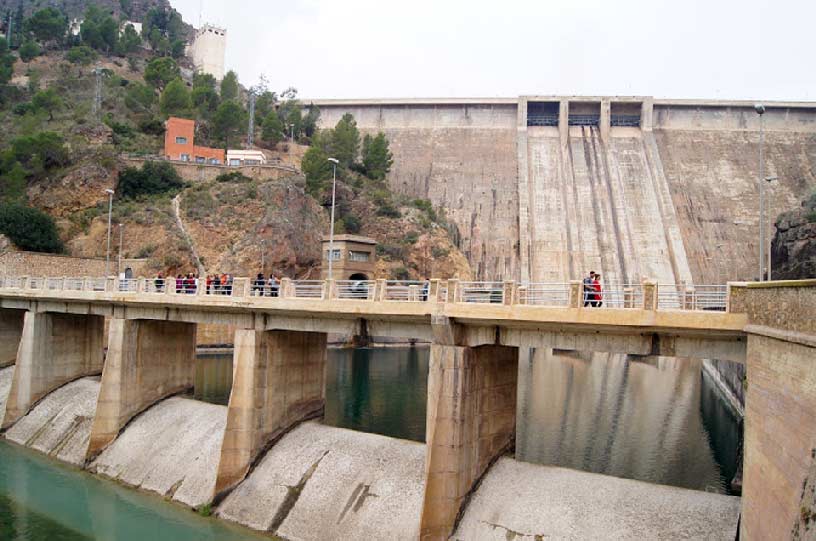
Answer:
[518,283,571,306]
[0,275,731,312]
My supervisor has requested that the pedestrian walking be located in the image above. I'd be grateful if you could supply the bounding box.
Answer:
[583,271,596,307]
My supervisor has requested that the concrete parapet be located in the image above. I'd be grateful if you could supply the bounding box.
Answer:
[87,319,196,457]
[1,311,104,429]
[420,337,518,540]
[213,329,327,499]
[0,308,24,367]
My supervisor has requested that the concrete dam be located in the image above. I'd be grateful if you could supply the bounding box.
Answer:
[315,97,816,283]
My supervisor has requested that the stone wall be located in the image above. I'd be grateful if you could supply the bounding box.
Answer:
[0,251,107,277]
[120,157,298,184]
[729,280,816,335]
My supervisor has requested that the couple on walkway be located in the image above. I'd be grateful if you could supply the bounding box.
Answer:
[582,271,603,307]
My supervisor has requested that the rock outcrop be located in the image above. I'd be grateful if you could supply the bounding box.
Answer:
[772,193,816,280]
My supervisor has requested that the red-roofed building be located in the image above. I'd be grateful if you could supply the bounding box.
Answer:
[164,117,225,164]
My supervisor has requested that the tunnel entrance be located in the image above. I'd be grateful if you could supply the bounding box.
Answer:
[568,102,601,126]
[611,102,642,127]
[349,272,369,281]
[527,101,559,126]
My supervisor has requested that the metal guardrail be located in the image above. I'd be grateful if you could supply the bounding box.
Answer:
[527,114,559,127]
[568,114,600,126]
[610,114,641,127]
[520,283,570,306]
[0,276,729,311]
[460,281,504,304]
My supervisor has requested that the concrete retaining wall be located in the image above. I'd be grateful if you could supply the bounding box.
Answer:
[120,157,298,184]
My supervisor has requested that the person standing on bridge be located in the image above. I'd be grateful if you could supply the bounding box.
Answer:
[583,271,596,307]
[593,273,603,307]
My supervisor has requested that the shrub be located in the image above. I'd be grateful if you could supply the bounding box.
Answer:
[342,214,361,234]
[138,118,165,135]
[0,203,63,253]
[135,244,156,258]
[12,102,32,116]
[403,231,419,245]
[412,198,437,221]
[215,171,252,183]
[376,243,405,260]
[431,246,450,259]
[19,40,41,62]
[118,161,185,199]
[376,202,401,218]
[11,132,70,173]
[66,45,97,66]
[393,266,411,280]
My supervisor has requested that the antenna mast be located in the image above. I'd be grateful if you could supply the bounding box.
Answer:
[247,91,256,147]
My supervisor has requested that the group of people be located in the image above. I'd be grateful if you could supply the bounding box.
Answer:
[582,270,604,307]
[251,273,280,297]
[153,272,236,295]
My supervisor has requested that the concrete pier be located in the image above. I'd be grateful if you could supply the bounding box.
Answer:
[0,308,24,368]
[421,318,518,540]
[214,329,327,498]
[1,312,103,430]
[87,319,196,457]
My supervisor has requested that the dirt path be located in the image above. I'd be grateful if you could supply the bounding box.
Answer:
[172,194,206,276]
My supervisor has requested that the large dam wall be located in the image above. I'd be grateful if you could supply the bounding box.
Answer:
[314,97,816,283]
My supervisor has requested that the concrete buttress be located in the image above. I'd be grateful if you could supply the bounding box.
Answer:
[0,308,24,368]
[420,317,518,540]
[1,311,104,429]
[87,318,196,457]
[213,329,327,499]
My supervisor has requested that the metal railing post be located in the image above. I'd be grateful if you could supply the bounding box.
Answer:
[376,279,386,302]
[137,278,146,294]
[624,287,634,308]
[325,279,336,301]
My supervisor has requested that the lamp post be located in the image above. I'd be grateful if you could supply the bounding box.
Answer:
[117,223,124,277]
[765,175,779,280]
[327,157,340,278]
[755,103,766,280]
[104,189,114,277]
[260,239,266,273]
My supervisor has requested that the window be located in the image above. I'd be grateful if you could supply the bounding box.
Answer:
[195,156,205,164]
[180,154,190,162]
[229,159,241,166]
[325,249,341,261]
[175,136,188,144]
[245,159,260,165]
[209,158,220,165]
[349,251,370,262]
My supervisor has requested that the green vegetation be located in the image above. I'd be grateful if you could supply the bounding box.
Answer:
[160,78,191,118]
[142,6,186,58]
[331,114,360,168]
[144,57,180,89]
[215,171,252,183]
[212,100,247,150]
[80,6,119,52]
[0,203,63,253]
[66,45,96,65]
[0,38,17,85]
[31,89,62,120]
[261,111,284,146]
[19,40,41,62]
[118,161,185,199]
[24,8,68,47]
[361,133,393,180]
[220,71,240,102]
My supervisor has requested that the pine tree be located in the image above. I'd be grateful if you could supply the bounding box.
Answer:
[159,78,191,118]
[220,70,239,101]
[261,112,284,146]
[331,113,360,168]
[362,132,394,180]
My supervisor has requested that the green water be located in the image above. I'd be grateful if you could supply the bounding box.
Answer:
[0,440,269,541]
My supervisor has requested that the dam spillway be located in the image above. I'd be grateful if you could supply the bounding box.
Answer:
[315,96,816,283]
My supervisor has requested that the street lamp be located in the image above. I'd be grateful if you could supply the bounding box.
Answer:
[755,103,766,280]
[117,223,124,278]
[327,157,339,278]
[260,239,266,273]
[765,175,779,280]
[104,189,114,277]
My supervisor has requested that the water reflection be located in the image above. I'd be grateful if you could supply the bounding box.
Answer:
[191,346,739,494]
[324,347,429,442]
[194,353,233,406]
[516,349,738,494]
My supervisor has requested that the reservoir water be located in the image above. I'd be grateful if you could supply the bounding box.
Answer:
[0,346,740,539]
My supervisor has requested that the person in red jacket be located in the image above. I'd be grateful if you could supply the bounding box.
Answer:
[593,273,603,307]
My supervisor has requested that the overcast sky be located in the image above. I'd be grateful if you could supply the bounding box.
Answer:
[171,0,813,101]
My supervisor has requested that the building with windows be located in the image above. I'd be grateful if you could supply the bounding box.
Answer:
[163,117,225,164]
[320,235,377,280]
[226,150,267,166]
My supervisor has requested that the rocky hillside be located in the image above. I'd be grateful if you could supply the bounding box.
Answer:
[0,0,182,25]
[771,192,816,280]
[0,1,471,280]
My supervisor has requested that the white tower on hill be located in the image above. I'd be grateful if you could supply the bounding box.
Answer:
[190,24,226,81]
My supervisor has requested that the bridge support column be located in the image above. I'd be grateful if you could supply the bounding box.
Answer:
[2,311,104,429]
[0,308,25,368]
[213,329,327,499]
[87,319,196,457]
[420,319,518,540]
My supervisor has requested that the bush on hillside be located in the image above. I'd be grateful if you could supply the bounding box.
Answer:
[118,161,185,199]
[215,171,252,183]
[66,45,97,66]
[138,118,165,135]
[0,203,63,253]
[10,131,70,173]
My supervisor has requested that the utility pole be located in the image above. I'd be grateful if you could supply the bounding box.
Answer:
[247,91,256,146]
[117,224,124,277]
[755,104,766,281]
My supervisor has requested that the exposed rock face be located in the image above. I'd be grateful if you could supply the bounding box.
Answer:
[0,234,12,254]
[772,193,816,280]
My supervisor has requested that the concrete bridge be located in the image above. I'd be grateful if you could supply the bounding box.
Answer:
[0,275,813,540]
